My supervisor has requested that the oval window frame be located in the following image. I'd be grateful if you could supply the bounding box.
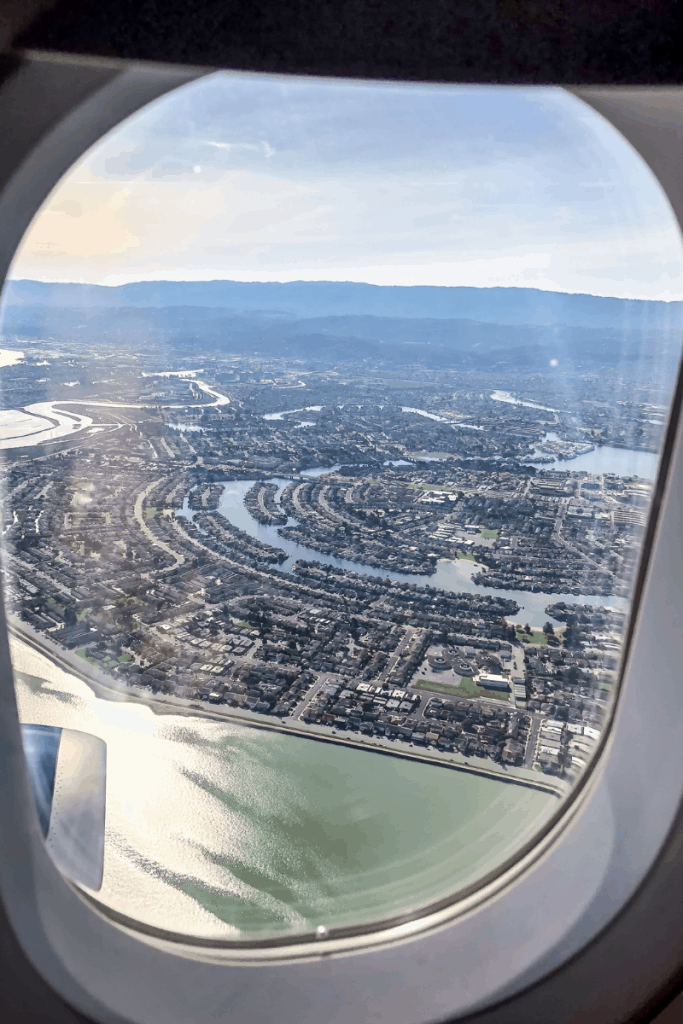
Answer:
[0,55,682,1024]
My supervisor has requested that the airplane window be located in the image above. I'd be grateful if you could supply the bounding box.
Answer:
[0,72,681,946]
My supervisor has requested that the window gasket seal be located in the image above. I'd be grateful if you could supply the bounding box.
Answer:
[0,56,682,1024]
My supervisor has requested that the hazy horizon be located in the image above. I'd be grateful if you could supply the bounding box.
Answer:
[8,75,683,302]
[6,277,682,305]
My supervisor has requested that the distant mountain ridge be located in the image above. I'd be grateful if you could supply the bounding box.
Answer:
[4,279,682,332]
[2,280,681,372]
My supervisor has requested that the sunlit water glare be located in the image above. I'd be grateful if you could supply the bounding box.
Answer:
[12,636,555,940]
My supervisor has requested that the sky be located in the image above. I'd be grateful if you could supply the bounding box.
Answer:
[9,73,683,300]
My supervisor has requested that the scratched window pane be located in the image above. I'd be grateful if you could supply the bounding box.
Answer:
[1,77,681,942]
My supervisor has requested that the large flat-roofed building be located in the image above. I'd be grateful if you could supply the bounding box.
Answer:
[476,673,510,692]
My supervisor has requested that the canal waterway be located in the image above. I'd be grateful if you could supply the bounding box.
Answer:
[179,475,630,624]
[490,390,558,412]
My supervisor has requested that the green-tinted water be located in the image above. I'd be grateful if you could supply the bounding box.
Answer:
[13,639,556,940]
[172,728,555,936]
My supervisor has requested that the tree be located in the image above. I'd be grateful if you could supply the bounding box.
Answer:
[543,621,555,635]
[564,625,579,649]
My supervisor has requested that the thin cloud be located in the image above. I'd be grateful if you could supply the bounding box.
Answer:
[201,140,275,158]
[7,75,683,300]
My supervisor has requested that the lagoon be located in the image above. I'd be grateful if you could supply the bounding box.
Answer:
[178,478,629,624]
[530,444,659,479]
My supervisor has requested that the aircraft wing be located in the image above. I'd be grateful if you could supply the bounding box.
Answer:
[20,725,106,892]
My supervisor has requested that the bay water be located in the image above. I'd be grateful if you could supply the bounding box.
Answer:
[14,446,650,939]
[12,636,555,940]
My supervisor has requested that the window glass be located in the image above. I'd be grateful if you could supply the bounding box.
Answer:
[0,75,681,942]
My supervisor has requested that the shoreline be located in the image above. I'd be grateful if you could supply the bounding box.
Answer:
[9,619,565,799]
